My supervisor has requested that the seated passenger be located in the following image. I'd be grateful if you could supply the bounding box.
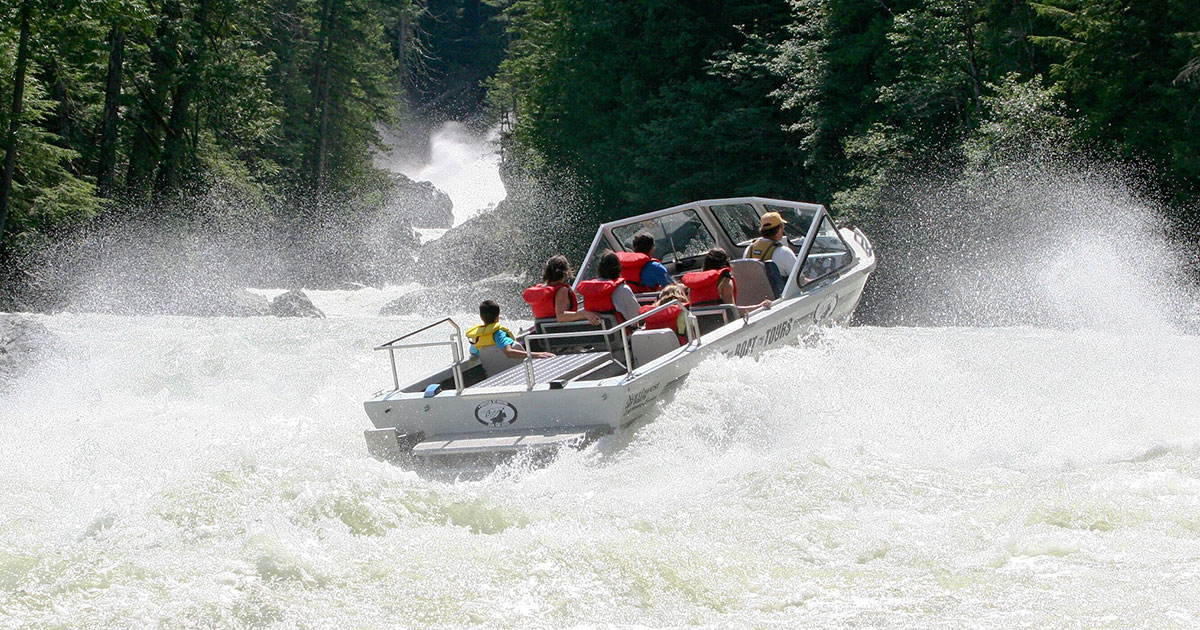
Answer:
[744,211,797,295]
[522,255,602,325]
[683,248,771,313]
[638,283,691,345]
[615,233,673,293]
[576,251,640,322]
[466,300,553,369]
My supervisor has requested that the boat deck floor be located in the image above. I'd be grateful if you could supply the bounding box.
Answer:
[472,351,612,389]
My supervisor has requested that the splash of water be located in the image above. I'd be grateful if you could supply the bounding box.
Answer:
[391,122,507,226]
[858,160,1198,332]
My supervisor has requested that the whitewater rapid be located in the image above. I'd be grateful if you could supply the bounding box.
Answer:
[2,288,1198,628]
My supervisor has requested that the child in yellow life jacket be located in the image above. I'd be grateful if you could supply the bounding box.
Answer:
[465,300,554,360]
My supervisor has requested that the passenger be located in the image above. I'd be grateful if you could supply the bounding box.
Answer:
[744,211,798,281]
[522,255,602,325]
[576,250,640,322]
[466,300,553,362]
[638,283,691,345]
[615,233,673,293]
[683,248,771,313]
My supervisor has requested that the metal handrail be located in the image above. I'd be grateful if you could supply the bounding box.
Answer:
[521,300,697,390]
[742,301,774,324]
[374,318,465,393]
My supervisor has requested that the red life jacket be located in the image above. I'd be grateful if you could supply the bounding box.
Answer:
[682,268,734,306]
[576,278,625,318]
[522,282,576,319]
[615,251,658,293]
[638,303,686,345]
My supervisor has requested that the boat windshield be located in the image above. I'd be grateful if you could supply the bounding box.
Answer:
[763,203,817,245]
[709,201,820,250]
[612,209,717,265]
[797,214,853,285]
[709,202,761,246]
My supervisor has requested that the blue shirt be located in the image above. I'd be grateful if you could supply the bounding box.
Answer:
[469,329,516,355]
[641,260,673,290]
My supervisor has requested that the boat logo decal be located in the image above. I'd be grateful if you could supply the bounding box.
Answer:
[623,383,662,415]
[474,400,519,427]
[814,295,838,323]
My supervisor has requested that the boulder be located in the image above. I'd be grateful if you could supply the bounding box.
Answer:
[0,314,55,381]
[217,289,273,317]
[390,176,454,229]
[270,289,325,318]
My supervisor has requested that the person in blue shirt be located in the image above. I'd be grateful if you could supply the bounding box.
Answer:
[628,230,676,290]
[465,300,553,359]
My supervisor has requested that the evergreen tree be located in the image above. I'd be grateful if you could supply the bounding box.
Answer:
[1032,0,1200,205]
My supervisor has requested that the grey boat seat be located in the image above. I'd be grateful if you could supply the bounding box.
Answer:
[528,315,621,353]
[472,351,611,389]
[476,345,523,377]
[730,258,776,305]
[630,329,680,368]
[690,303,740,335]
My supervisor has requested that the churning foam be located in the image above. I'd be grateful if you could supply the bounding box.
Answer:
[3,158,1199,627]
[2,311,1198,627]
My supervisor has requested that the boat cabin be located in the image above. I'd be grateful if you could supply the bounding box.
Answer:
[575,197,854,298]
[374,198,858,397]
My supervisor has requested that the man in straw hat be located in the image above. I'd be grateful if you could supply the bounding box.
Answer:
[744,211,797,277]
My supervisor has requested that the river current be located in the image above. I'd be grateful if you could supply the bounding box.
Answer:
[2,283,1198,628]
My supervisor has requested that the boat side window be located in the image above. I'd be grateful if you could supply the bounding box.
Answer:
[765,204,817,248]
[797,216,853,286]
[612,210,717,271]
[709,203,761,247]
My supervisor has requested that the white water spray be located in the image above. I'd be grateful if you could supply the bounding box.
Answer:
[2,161,1199,628]
[392,122,507,226]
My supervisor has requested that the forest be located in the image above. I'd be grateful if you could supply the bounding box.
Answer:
[0,0,1197,305]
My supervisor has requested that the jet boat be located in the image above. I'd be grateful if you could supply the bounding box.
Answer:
[363,197,876,467]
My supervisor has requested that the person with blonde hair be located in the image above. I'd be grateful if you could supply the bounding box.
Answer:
[637,283,692,344]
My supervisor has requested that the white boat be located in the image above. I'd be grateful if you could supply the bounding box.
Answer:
[363,197,876,466]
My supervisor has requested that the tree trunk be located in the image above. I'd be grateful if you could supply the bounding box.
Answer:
[126,0,182,199]
[0,0,33,254]
[397,10,409,90]
[97,24,126,198]
[49,61,72,151]
[311,0,339,189]
[156,0,210,194]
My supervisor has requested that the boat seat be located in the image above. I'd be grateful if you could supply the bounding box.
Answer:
[528,315,620,352]
[731,258,778,304]
[630,329,680,368]
[472,351,611,389]
[690,303,740,335]
[476,346,523,377]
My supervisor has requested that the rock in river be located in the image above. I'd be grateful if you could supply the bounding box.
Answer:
[270,289,325,318]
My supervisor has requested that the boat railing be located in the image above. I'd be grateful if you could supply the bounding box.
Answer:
[374,317,465,393]
[521,300,699,391]
[741,303,773,324]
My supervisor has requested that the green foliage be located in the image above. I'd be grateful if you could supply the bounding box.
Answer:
[1032,0,1200,202]
[492,0,1198,230]
[492,0,795,221]
[0,0,412,249]
[0,2,100,244]
[963,72,1076,170]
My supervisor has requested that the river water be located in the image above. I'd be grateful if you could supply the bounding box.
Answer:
[2,282,1198,628]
